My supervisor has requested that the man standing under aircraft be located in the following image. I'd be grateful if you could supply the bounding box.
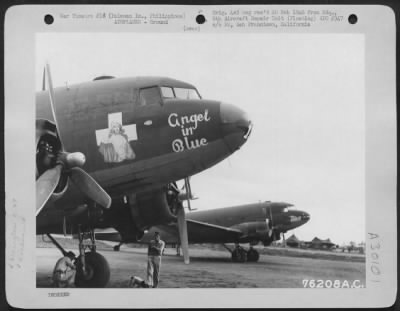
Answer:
[147,232,165,288]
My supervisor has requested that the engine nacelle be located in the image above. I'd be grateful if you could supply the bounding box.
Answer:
[104,188,175,242]
[231,221,270,243]
[262,231,281,246]
[132,189,176,227]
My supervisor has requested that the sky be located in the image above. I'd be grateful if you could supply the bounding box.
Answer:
[36,33,365,245]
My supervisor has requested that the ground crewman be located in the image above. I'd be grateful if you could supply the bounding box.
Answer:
[146,232,165,288]
[52,252,76,288]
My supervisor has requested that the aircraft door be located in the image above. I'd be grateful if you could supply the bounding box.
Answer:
[133,87,164,159]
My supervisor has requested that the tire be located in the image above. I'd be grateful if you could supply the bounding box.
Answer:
[247,249,260,262]
[232,248,247,263]
[75,252,110,288]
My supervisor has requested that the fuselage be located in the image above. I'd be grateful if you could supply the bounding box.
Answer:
[36,76,251,234]
[188,202,310,232]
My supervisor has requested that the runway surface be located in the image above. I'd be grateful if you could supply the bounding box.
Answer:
[37,246,365,288]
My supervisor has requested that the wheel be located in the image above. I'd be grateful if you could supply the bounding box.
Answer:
[247,249,260,262]
[113,244,120,251]
[75,252,110,287]
[231,247,247,263]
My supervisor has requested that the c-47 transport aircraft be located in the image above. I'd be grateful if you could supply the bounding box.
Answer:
[97,201,310,263]
[36,65,252,287]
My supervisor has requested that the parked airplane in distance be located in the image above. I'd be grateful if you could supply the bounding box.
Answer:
[96,201,310,263]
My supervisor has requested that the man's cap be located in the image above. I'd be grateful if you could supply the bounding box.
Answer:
[66,251,75,259]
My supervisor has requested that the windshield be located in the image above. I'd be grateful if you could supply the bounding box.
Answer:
[160,87,201,100]
[283,206,295,213]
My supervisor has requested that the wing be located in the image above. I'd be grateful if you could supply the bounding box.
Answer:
[185,219,243,243]
[93,229,122,242]
[132,220,243,245]
[94,220,243,245]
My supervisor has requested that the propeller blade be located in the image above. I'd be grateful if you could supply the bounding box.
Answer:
[36,164,63,216]
[42,67,46,91]
[184,177,193,210]
[266,218,273,238]
[269,205,274,228]
[176,205,190,264]
[69,167,111,209]
[44,63,65,149]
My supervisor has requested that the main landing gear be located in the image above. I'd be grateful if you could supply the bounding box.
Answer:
[113,242,123,251]
[47,227,110,288]
[224,244,260,263]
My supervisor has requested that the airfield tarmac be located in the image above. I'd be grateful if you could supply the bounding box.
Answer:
[37,245,365,288]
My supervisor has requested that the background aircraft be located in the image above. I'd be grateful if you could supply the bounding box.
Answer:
[95,201,310,263]
[36,65,252,287]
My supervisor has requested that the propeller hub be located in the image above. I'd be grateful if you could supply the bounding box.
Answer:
[58,152,86,168]
[66,152,86,167]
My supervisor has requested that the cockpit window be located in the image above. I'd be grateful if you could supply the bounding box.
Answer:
[174,88,201,99]
[139,87,162,106]
[160,86,201,100]
[160,87,175,99]
[282,206,294,213]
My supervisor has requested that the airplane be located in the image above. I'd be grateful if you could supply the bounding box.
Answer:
[36,64,252,287]
[95,201,310,263]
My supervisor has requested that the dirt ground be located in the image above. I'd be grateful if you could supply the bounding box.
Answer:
[36,246,365,288]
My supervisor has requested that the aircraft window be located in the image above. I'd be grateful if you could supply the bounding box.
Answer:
[282,206,294,213]
[160,87,175,99]
[139,87,162,106]
[174,88,201,100]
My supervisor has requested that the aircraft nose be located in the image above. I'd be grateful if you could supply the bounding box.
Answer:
[301,212,310,223]
[220,102,252,140]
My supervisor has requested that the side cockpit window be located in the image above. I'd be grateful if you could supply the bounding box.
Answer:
[139,87,162,106]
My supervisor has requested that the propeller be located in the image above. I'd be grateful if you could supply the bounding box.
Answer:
[69,167,111,209]
[36,63,111,215]
[173,177,198,264]
[267,205,275,238]
[178,177,197,210]
[176,204,189,264]
[36,164,62,215]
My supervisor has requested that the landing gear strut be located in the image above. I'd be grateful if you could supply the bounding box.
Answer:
[74,225,110,288]
[114,241,123,251]
[176,244,181,256]
[46,231,110,287]
[46,233,74,257]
